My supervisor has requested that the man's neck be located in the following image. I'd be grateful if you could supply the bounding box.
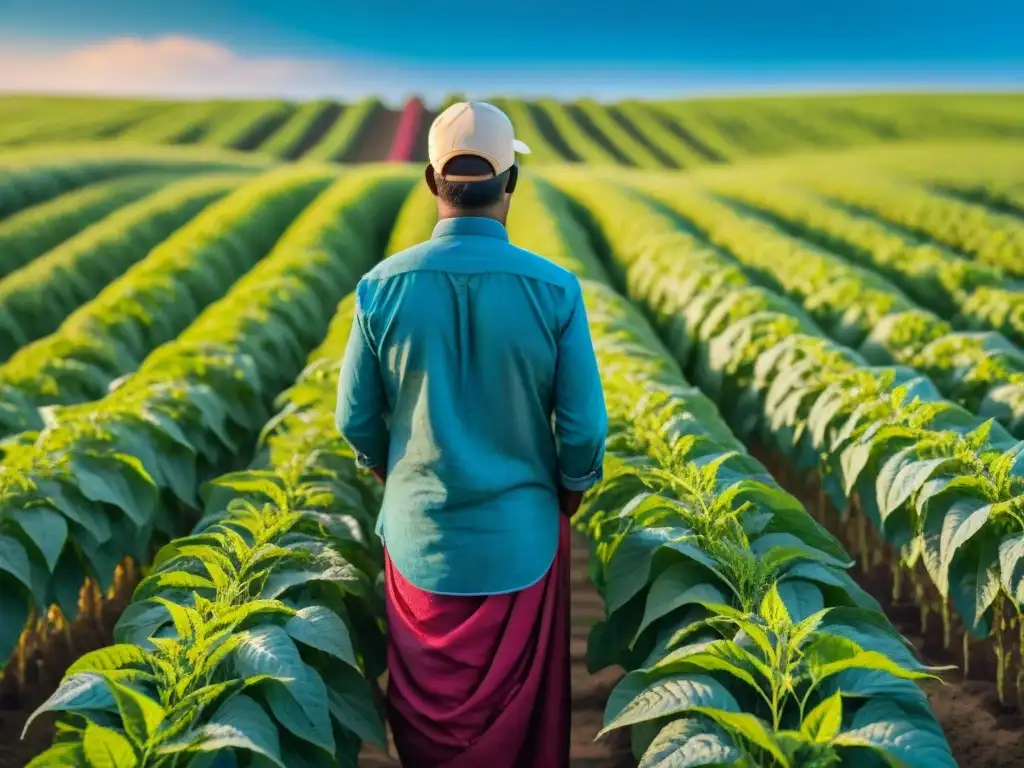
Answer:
[437,207,506,226]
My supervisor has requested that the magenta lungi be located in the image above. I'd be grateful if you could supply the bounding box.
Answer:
[383,514,571,768]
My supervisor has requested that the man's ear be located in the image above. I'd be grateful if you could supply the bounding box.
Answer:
[505,164,519,195]
[424,164,439,196]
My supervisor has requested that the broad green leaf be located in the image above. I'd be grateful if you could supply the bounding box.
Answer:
[938,497,990,592]
[998,533,1024,605]
[158,694,285,767]
[262,563,366,600]
[600,674,740,736]
[840,441,873,496]
[818,610,934,673]
[186,750,239,768]
[777,580,824,623]
[973,534,1001,631]
[325,667,388,749]
[635,563,730,644]
[785,562,881,612]
[0,534,34,592]
[639,717,741,767]
[820,669,929,711]
[285,606,358,669]
[108,680,165,747]
[209,471,289,509]
[26,743,85,768]
[135,571,216,602]
[24,673,116,736]
[10,507,68,572]
[234,626,334,752]
[40,479,113,544]
[264,662,335,752]
[730,617,777,662]
[876,451,952,522]
[735,481,848,562]
[689,707,789,766]
[834,700,956,768]
[802,635,935,682]
[67,645,148,677]
[72,454,158,527]
[114,602,172,646]
[801,690,842,743]
[82,723,137,767]
[759,583,790,625]
[653,639,767,691]
[753,533,850,570]
[605,527,686,614]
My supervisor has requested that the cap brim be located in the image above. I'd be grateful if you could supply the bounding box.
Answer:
[513,138,531,155]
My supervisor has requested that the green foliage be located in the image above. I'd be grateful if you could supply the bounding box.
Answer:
[0,174,192,278]
[803,174,1024,278]
[0,166,335,436]
[198,101,296,152]
[259,101,341,160]
[0,174,244,360]
[28,442,385,767]
[508,177,955,767]
[302,99,382,163]
[5,123,1024,766]
[25,182,401,762]
[0,147,268,220]
[0,166,415,670]
[551,169,1024,645]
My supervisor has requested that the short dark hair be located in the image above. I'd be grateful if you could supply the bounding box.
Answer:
[430,155,510,209]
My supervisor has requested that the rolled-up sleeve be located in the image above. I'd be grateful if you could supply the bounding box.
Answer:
[553,283,608,491]
[336,282,389,470]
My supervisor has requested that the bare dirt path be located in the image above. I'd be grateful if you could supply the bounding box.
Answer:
[346,107,402,163]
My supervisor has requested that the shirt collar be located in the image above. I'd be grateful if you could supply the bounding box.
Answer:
[431,217,509,242]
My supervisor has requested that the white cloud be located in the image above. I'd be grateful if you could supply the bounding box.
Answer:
[0,35,356,99]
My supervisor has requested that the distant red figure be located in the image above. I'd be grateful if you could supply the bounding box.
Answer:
[387,97,425,162]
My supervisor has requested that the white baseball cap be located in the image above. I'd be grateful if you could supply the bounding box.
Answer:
[428,101,531,181]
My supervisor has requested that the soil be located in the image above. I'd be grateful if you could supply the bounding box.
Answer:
[410,110,437,164]
[346,108,402,164]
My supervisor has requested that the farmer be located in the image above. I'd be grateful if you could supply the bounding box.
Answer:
[335,101,608,767]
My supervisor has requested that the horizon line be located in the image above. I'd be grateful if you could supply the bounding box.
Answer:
[3,81,1023,110]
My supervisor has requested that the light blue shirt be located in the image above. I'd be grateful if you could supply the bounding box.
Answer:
[336,216,608,595]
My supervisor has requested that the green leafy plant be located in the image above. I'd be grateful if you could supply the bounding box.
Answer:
[549,170,1024,711]
[0,166,414,669]
[507,177,954,766]
[0,166,336,436]
[26,298,387,765]
[0,173,244,359]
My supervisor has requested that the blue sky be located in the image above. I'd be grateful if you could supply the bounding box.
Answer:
[1,0,1022,102]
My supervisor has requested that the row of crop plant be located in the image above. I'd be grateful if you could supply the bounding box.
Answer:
[12,175,957,766]
[547,171,1024,715]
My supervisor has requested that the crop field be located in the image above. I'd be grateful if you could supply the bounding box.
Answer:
[3,93,1024,166]
[0,92,1022,767]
